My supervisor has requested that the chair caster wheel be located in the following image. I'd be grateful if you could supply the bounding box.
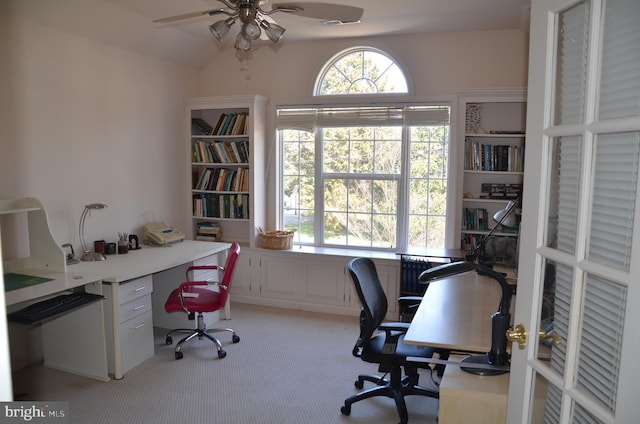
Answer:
[218,350,227,359]
[340,405,351,416]
[175,351,183,360]
[354,380,364,389]
[165,336,173,345]
[232,334,240,343]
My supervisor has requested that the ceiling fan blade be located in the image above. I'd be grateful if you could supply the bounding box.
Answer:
[271,3,364,23]
[153,8,227,24]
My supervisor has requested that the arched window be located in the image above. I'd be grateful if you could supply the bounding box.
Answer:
[315,47,408,95]
[279,47,450,251]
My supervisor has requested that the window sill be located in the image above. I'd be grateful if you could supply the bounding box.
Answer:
[255,245,399,261]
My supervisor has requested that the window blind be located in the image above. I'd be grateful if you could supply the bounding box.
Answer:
[276,105,450,130]
[597,0,640,119]
[554,1,589,125]
[588,132,639,271]
[555,136,581,254]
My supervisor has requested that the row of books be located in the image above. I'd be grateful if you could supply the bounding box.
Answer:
[195,168,249,192]
[400,257,432,294]
[193,194,250,219]
[191,113,248,136]
[195,222,222,242]
[462,207,490,231]
[192,140,249,164]
[464,139,524,172]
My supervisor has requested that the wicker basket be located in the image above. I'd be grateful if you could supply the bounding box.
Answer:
[259,228,296,250]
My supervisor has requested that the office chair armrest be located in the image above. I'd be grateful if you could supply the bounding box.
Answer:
[377,322,410,371]
[378,322,410,333]
[187,265,220,271]
[398,296,422,306]
[186,265,225,281]
[178,280,208,292]
[398,296,422,322]
[207,281,228,290]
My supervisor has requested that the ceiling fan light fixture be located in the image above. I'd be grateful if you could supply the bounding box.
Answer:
[242,21,262,40]
[210,17,235,41]
[157,0,349,52]
[260,20,286,43]
[235,33,252,51]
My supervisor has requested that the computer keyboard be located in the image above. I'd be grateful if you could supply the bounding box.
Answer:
[8,292,104,325]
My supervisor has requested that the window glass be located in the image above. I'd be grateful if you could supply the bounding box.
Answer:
[279,106,450,250]
[315,48,408,95]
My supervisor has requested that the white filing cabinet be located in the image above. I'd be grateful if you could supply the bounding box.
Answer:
[103,275,154,379]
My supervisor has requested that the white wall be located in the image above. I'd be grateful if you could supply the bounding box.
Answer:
[199,30,528,100]
[0,12,199,256]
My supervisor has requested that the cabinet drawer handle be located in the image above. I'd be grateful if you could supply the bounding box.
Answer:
[133,286,146,292]
[132,305,145,311]
[133,323,146,330]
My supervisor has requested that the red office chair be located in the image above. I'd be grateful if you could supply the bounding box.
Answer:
[164,242,241,359]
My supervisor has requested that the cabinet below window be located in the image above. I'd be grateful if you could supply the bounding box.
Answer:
[229,248,399,318]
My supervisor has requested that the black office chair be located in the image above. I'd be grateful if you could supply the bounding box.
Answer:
[340,257,449,424]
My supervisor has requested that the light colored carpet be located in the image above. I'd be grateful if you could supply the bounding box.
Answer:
[13,303,440,424]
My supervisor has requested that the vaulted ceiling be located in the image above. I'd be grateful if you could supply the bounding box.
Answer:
[2,0,531,68]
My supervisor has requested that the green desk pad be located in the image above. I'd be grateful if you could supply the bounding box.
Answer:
[4,272,54,292]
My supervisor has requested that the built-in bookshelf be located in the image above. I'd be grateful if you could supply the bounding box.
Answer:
[186,95,267,247]
[457,88,527,260]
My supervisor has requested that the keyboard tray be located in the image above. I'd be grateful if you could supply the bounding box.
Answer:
[8,292,105,325]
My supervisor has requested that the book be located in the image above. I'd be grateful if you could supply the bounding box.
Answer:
[220,114,234,135]
[212,114,227,135]
[192,118,213,135]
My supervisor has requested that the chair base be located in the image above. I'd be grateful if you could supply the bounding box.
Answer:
[341,366,438,424]
[165,313,239,359]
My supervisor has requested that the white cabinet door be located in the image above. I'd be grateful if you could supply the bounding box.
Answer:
[259,254,303,300]
[302,261,346,306]
[230,251,254,297]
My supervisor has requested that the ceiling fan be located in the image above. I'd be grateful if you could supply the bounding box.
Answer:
[153,0,364,52]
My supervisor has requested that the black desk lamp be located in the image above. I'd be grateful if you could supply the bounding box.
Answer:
[419,261,512,376]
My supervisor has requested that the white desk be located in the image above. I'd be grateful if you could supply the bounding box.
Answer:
[6,240,231,381]
[72,241,230,285]
[5,270,106,307]
[72,240,231,379]
[404,271,505,352]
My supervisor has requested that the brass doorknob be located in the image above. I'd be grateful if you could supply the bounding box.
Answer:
[506,323,528,349]
[539,331,560,346]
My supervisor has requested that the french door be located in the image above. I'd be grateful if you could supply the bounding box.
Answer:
[507,0,640,422]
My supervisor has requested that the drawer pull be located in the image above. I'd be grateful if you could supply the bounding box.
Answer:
[133,286,147,292]
[133,323,146,330]
[132,305,145,311]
